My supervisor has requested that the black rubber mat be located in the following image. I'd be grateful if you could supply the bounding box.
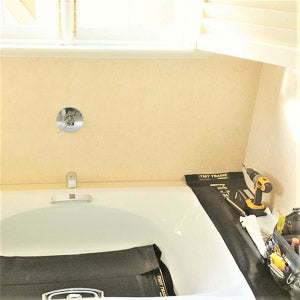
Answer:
[0,244,175,299]
[185,172,289,300]
[186,172,251,214]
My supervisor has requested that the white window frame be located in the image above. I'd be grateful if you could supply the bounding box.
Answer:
[0,0,205,57]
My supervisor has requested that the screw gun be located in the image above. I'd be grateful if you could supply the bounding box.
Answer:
[243,165,273,216]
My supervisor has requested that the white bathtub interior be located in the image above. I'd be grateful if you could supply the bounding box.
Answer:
[0,186,254,298]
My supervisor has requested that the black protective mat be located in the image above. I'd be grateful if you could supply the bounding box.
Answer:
[0,244,175,299]
[185,172,289,300]
[186,172,253,214]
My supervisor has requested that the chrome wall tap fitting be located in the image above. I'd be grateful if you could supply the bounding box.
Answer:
[66,171,77,189]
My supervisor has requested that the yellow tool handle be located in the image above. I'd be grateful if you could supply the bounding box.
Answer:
[277,215,286,234]
[270,253,286,271]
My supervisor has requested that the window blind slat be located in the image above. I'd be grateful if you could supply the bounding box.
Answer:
[205,0,297,12]
[203,2,298,30]
[202,18,297,48]
[198,33,297,68]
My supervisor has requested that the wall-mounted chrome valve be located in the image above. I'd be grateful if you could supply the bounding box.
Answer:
[56,107,83,133]
[66,171,77,189]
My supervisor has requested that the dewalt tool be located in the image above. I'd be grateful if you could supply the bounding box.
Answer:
[242,164,273,216]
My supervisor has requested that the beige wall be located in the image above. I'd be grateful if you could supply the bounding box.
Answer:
[1,55,261,186]
[244,64,299,214]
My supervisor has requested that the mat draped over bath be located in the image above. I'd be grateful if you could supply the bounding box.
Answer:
[0,244,175,299]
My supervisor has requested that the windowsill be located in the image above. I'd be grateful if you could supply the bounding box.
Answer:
[1,42,210,58]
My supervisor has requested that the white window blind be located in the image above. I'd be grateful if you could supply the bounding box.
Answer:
[197,0,299,67]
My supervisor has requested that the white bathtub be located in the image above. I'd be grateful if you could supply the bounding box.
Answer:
[0,186,254,299]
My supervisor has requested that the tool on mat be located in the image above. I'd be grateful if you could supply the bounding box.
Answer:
[242,164,272,217]
[211,183,247,216]
[223,193,247,217]
[210,183,247,217]
[234,189,253,216]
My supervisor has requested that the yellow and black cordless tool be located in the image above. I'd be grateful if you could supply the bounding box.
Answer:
[243,165,272,216]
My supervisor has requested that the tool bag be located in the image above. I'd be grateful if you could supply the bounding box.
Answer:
[266,208,300,299]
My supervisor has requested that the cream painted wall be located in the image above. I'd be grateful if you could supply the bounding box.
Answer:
[244,64,299,214]
[1,55,261,185]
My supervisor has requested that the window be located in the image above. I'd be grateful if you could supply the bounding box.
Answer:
[2,0,295,67]
[76,0,201,46]
[0,0,202,49]
[0,0,59,40]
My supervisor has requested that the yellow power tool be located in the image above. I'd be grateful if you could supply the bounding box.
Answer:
[243,165,272,216]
